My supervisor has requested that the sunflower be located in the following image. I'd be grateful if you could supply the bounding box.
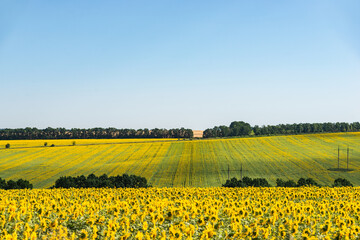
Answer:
[171,228,183,240]
[142,221,148,231]
[135,231,144,240]
[79,229,89,240]
[209,214,219,223]
[197,216,206,226]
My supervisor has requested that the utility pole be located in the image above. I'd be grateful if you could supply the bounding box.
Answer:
[223,164,247,180]
[346,146,353,170]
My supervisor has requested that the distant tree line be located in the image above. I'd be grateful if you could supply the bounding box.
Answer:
[51,173,150,188]
[0,178,33,189]
[203,121,360,138]
[223,177,353,188]
[0,127,193,140]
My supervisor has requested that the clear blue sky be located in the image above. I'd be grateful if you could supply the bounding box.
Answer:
[1,1,359,130]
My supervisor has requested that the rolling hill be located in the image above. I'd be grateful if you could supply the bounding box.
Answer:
[1,133,359,188]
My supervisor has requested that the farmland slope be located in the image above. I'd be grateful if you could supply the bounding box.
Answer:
[0,133,360,188]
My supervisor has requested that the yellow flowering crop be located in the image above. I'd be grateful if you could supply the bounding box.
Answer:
[1,187,360,239]
[1,132,360,188]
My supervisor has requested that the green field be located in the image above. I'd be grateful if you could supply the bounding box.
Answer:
[1,132,360,188]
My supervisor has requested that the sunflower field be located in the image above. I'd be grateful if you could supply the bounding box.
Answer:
[1,187,359,239]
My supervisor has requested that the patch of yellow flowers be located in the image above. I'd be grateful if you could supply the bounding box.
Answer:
[1,187,359,239]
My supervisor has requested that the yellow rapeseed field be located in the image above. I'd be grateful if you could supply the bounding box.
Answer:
[0,139,179,149]
[1,133,360,188]
[1,187,359,239]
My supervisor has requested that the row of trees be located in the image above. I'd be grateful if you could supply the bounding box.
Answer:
[3,122,358,140]
[51,173,150,188]
[277,177,353,187]
[0,127,193,140]
[222,177,270,187]
[223,177,353,188]
[203,121,360,138]
[0,178,33,189]
[0,175,354,189]
[276,178,320,187]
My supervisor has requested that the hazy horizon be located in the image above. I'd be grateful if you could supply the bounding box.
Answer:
[1,1,359,130]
